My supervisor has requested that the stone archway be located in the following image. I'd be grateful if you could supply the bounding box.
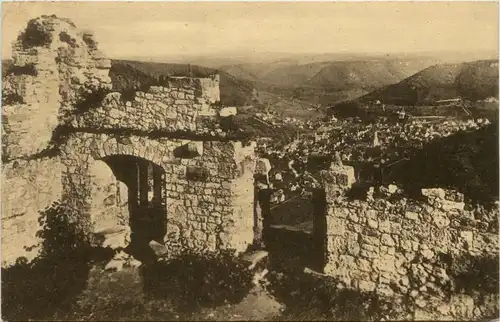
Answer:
[88,153,167,255]
[100,155,167,245]
[65,132,259,257]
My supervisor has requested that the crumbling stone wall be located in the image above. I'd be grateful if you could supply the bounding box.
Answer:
[321,161,499,320]
[2,15,256,267]
[71,77,221,133]
[2,15,111,266]
[2,15,111,160]
[61,133,256,255]
[224,146,259,252]
[1,157,63,265]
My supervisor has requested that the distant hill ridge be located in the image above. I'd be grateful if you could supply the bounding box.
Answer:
[219,58,440,107]
[357,59,499,105]
[3,57,497,113]
[220,58,439,91]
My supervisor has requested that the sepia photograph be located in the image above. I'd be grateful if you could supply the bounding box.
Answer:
[1,1,499,321]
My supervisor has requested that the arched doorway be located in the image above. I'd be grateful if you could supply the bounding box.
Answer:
[101,155,166,246]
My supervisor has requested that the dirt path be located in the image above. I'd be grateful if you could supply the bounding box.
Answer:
[200,285,283,321]
[63,264,285,321]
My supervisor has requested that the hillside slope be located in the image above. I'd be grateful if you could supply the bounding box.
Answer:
[359,60,499,105]
[260,62,332,87]
[221,59,437,90]
[220,58,438,107]
[305,60,436,90]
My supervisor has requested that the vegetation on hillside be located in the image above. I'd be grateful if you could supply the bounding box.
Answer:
[1,59,14,78]
[221,59,435,90]
[220,58,437,107]
[356,60,499,106]
[396,121,499,203]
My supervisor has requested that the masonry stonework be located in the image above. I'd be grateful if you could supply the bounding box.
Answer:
[2,15,256,267]
[321,162,499,320]
[71,78,222,134]
[1,157,64,265]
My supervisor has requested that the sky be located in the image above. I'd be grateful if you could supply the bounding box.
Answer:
[1,1,499,60]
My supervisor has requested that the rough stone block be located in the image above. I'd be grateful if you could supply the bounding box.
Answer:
[422,188,446,200]
[149,240,168,257]
[367,218,378,229]
[444,190,465,203]
[186,166,209,181]
[432,211,451,228]
[327,218,346,236]
[373,254,396,273]
[405,211,419,221]
[376,284,395,298]
[357,280,376,292]
[381,233,395,246]
[361,234,379,246]
[219,106,237,117]
[242,250,269,269]
[98,225,131,250]
[441,200,465,211]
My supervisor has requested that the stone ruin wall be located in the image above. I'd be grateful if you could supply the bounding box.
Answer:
[2,15,256,267]
[2,15,112,266]
[61,133,256,256]
[71,76,221,133]
[321,162,499,320]
[2,15,112,160]
[1,157,63,265]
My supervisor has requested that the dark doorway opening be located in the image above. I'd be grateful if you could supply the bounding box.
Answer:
[101,155,167,248]
[263,188,327,273]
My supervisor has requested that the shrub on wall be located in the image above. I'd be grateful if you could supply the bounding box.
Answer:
[399,122,499,203]
[73,87,111,115]
[82,33,97,50]
[19,18,53,49]
[5,63,38,77]
[449,253,499,295]
[1,200,107,321]
[1,92,25,105]
[58,31,77,48]
[2,197,109,320]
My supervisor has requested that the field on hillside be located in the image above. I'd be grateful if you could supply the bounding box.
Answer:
[251,91,323,121]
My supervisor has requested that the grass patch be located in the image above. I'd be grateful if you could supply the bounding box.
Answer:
[266,268,406,321]
[142,250,254,313]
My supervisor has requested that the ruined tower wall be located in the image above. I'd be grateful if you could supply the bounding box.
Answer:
[59,61,253,255]
[1,15,112,266]
[2,15,112,160]
[222,145,258,252]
